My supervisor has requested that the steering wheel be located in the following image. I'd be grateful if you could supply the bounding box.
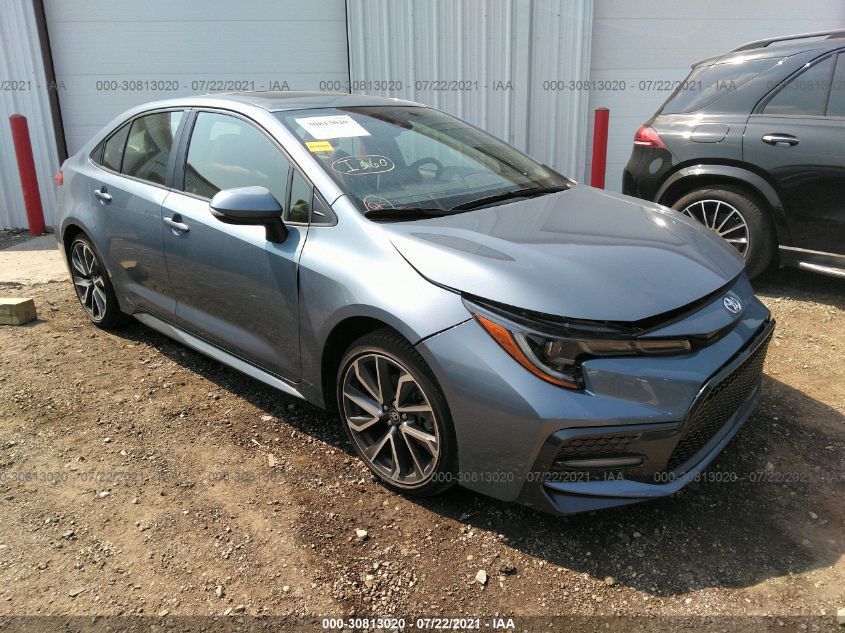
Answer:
[409,157,444,180]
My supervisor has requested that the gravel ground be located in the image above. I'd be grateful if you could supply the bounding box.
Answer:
[0,269,842,631]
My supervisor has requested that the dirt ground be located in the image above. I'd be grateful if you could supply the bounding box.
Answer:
[0,268,843,631]
[0,229,32,253]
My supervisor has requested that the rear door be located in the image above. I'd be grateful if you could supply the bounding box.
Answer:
[161,109,306,381]
[89,109,186,316]
[743,51,845,256]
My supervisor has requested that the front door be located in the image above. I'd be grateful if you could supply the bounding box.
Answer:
[743,51,845,256]
[161,110,305,381]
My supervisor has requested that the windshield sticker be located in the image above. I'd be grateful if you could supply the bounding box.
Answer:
[363,195,394,211]
[295,115,371,140]
[331,155,395,176]
[305,140,334,153]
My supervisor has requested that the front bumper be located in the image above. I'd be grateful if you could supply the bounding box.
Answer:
[415,277,773,514]
[517,318,773,514]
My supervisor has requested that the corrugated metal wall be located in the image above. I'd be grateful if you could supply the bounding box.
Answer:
[0,0,60,230]
[45,0,349,156]
[346,0,593,180]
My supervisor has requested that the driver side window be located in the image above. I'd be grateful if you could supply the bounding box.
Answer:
[183,112,290,204]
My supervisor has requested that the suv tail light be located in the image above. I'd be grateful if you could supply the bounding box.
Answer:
[55,170,63,186]
[634,125,667,149]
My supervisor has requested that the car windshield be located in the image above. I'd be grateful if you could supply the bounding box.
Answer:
[277,106,568,215]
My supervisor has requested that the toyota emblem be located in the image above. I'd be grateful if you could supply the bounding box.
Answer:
[723,296,742,314]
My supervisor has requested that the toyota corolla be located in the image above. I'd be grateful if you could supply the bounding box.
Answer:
[55,92,774,514]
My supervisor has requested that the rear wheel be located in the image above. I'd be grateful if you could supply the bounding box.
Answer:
[672,185,776,279]
[69,235,128,329]
[337,329,457,496]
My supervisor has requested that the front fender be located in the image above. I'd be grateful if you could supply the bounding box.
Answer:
[295,207,472,407]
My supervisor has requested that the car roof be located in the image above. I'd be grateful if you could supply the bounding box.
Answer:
[175,91,425,112]
[84,92,429,155]
[693,30,845,67]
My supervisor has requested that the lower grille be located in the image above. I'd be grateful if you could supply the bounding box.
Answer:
[666,332,771,472]
[550,431,641,471]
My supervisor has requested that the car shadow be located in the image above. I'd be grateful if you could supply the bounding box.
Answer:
[414,374,844,596]
[754,266,845,310]
[112,316,843,597]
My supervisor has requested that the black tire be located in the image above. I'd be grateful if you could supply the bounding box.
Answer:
[336,329,457,496]
[68,235,129,329]
[671,185,777,279]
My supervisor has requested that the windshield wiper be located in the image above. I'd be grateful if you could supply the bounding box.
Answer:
[450,186,568,212]
[363,207,449,220]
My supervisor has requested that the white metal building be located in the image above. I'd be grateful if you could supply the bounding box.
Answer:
[1,0,844,229]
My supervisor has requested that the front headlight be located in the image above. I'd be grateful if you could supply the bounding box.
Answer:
[468,301,692,390]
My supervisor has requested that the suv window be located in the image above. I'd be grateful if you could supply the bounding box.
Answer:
[121,111,183,185]
[661,58,781,114]
[826,53,845,117]
[184,112,290,203]
[763,55,836,116]
[101,123,130,171]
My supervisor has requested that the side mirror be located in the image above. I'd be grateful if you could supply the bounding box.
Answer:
[209,186,288,243]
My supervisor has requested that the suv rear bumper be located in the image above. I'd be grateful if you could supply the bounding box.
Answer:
[622,145,674,202]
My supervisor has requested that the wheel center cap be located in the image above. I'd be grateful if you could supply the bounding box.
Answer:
[387,409,401,424]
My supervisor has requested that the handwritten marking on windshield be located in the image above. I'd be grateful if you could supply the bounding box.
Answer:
[363,195,394,210]
[331,155,395,176]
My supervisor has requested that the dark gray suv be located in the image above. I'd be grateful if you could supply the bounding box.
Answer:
[624,30,845,279]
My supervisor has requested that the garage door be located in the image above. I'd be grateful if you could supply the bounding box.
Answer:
[45,0,350,154]
[586,0,845,192]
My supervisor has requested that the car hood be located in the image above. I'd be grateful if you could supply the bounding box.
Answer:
[381,186,744,322]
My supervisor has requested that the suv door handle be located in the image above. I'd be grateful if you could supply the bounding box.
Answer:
[94,187,112,203]
[762,134,799,147]
[163,215,190,233]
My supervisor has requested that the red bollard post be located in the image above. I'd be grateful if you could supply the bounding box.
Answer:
[9,114,46,236]
[590,107,610,189]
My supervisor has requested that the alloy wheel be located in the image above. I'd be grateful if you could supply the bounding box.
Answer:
[341,352,440,487]
[70,241,108,321]
[680,199,750,257]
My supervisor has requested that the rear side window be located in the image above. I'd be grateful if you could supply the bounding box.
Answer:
[183,112,290,203]
[763,55,836,116]
[660,58,781,114]
[101,123,130,171]
[825,54,845,117]
[121,111,183,184]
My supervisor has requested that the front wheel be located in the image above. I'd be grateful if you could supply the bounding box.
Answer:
[672,185,776,279]
[337,330,457,496]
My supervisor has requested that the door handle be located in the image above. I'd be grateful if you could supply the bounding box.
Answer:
[762,134,799,147]
[94,187,112,203]
[162,216,190,233]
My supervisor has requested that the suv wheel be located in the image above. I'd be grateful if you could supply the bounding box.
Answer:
[672,185,776,279]
[69,235,128,329]
[337,329,457,496]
